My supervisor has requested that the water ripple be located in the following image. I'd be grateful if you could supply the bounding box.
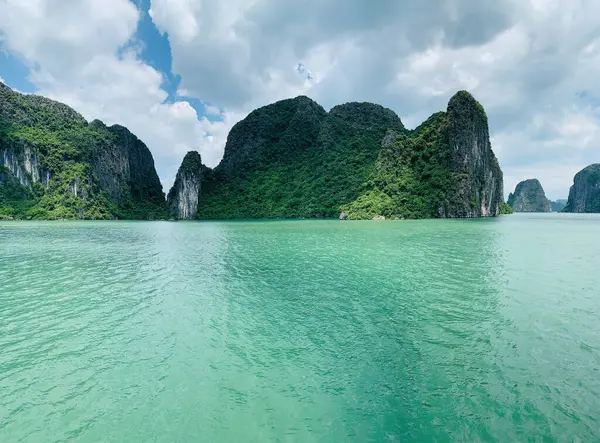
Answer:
[1,216,600,441]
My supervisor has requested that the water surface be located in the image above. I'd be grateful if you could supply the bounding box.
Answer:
[1,214,599,442]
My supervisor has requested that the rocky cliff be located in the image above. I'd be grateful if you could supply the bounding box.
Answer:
[443,91,504,217]
[342,91,504,219]
[0,81,166,219]
[564,164,600,213]
[167,151,203,219]
[507,179,551,212]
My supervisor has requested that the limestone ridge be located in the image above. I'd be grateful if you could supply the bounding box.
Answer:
[564,164,600,213]
[167,151,203,220]
[197,91,503,220]
[2,81,507,220]
[0,81,166,219]
[507,179,551,212]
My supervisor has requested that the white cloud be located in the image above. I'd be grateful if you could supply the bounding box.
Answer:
[0,0,229,192]
[148,0,600,200]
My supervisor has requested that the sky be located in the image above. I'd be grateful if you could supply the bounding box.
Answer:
[1,0,599,200]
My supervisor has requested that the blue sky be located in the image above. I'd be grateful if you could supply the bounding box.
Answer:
[1,0,600,199]
[0,51,35,93]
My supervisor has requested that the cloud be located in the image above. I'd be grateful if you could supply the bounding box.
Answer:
[149,0,600,199]
[149,0,515,110]
[0,0,230,192]
[2,0,599,200]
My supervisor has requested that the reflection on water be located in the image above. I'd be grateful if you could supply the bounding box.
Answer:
[1,216,600,442]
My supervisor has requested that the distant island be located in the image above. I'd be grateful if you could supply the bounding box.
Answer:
[1,80,598,220]
[507,179,551,212]
[551,199,567,212]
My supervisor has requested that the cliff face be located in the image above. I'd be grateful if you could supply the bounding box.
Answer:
[442,91,503,217]
[90,121,165,210]
[167,151,203,219]
[564,164,600,213]
[1,144,51,189]
[0,81,166,219]
[343,91,504,219]
[507,179,551,212]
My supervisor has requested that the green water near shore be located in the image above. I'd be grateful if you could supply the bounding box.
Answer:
[1,214,599,442]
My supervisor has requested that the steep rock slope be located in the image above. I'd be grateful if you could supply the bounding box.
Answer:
[564,164,600,213]
[507,179,551,212]
[198,96,405,218]
[0,81,166,219]
[343,91,504,219]
[167,151,203,219]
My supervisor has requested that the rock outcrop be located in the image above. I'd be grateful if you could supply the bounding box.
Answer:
[167,151,203,220]
[342,91,504,219]
[507,179,551,212]
[0,81,166,219]
[564,164,600,213]
[441,91,504,217]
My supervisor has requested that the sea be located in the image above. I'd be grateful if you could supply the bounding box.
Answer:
[1,213,599,442]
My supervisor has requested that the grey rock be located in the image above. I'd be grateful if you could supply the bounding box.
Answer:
[168,151,203,220]
[507,179,551,212]
[339,212,349,220]
[437,91,504,218]
[564,164,600,213]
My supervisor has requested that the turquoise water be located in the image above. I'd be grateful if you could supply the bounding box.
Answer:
[1,214,599,442]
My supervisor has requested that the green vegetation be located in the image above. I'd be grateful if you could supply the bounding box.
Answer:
[0,82,167,220]
[0,166,37,219]
[199,97,405,218]
[198,92,503,220]
[342,112,462,219]
[499,202,513,215]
